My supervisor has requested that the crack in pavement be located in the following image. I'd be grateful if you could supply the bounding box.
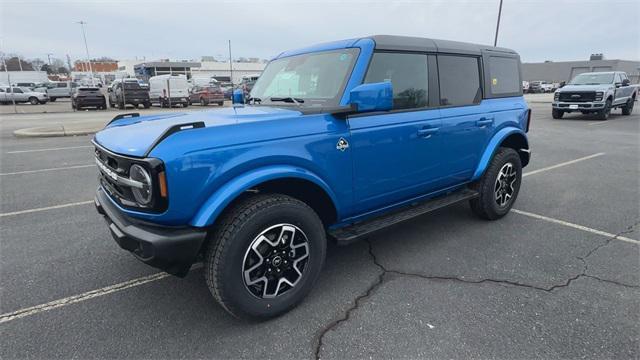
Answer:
[313,220,640,359]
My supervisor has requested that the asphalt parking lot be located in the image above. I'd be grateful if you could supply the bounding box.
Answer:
[1,100,638,359]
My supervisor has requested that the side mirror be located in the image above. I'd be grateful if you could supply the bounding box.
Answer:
[622,79,630,86]
[615,82,621,88]
[349,82,393,112]
[232,89,245,105]
[559,81,566,88]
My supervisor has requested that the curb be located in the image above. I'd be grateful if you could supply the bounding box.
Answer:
[13,126,100,138]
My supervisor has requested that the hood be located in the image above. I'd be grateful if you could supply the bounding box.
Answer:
[94,106,302,157]
[557,84,613,92]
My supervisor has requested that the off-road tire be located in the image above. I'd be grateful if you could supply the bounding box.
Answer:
[596,99,612,120]
[622,96,635,115]
[552,109,564,119]
[204,194,326,320]
[469,147,522,220]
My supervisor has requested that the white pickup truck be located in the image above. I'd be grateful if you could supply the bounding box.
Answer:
[552,71,637,120]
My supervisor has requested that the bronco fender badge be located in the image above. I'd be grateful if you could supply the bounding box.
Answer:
[336,137,349,151]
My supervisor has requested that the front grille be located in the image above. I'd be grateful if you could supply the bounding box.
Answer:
[558,92,596,102]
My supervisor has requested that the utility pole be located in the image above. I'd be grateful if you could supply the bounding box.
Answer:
[66,54,73,74]
[77,21,95,85]
[228,40,233,85]
[494,0,504,47]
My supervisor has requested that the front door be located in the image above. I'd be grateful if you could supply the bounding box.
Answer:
[349,51,442,214]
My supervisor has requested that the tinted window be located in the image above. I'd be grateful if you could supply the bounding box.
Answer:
[438,55,481,106]
[12,88,23,93]
[364,52,428,110]
[0,88,4,93]
[489,57,520,95]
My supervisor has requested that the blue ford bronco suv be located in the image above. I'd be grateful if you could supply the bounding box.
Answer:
[94,35,531,320]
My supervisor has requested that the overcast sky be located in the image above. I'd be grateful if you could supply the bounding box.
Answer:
[1,0,638,64]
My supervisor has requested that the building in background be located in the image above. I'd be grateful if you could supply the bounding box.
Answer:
[134,60,201,80]
[74,60,118,73]
[522,54,640,84]
[192,61,265,84]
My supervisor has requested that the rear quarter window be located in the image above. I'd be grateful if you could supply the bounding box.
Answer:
[438,55,481,106]
[489,56,521,95]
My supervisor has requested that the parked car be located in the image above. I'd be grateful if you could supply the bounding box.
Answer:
[149,74,189,108]
[219,82,233,100]
[13,82,37,89]
[239,75,259,97]
[108,79,150,109]
[528,81,553,93]
[552,71,637,120]
[33,81,77,101]
[0,86,48,104]
[93,35,530,320]
[522,81,529,93]
[188,85,225,106]
[72,87,107,110]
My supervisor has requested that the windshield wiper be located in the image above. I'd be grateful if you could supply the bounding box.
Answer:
[269,97,305,105]
[247,97,262,104]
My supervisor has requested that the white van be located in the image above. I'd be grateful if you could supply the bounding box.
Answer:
[149,74,190,108]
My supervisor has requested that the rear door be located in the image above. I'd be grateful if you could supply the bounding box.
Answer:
[349,52,442,213]
[437,54,490,184]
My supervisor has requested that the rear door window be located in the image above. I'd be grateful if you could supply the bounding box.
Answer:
[488,56,521,95]
[364,52,429,110]
[438,55,482,106]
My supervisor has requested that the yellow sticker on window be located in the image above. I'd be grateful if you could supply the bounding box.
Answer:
[492,78,498,85]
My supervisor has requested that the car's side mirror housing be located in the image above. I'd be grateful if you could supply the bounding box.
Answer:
[232,89,245,105]
[622,79,630,86]
[349,82,393,112]
[615,82,622,88]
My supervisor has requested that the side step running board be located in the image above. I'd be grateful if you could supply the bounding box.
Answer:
[329,188,479,244]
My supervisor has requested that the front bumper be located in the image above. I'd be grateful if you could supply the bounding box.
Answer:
[552,101,604,111]
[95,187,207,277]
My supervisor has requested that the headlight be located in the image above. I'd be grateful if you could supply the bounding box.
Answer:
[595,91,603,101]
[129,164,152,205]
[554,92,559,100]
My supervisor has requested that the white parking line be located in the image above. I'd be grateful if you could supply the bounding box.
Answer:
[0,164,94,176]
[6,145,93,154]
[523,152,605,177]
[0,201,94,217]
[0,264,202,324]
[512,209,639,244]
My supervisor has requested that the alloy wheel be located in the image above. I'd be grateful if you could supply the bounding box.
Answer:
[494,162,517,207]
[242,224,310,299]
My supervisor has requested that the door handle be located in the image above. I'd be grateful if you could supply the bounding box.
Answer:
[476,117,494,127]
[417,127,439,139]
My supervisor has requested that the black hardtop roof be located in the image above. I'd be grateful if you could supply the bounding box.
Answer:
[368,35,518,56]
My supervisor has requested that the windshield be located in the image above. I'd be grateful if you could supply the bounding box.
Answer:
[570,73,614,85]
[250,48,359,107]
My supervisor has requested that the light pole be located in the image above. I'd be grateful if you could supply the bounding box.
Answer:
[494,0,504,47]
[1,51,17,113]
[228,40,233,85]
[77,21,95,86]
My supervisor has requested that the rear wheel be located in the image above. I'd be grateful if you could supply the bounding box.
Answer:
[205,194,326,320]
[622,96,635,115]
[143,101,151,109]
[218,101,224,106]
[470,147,522,220]
[596,99,612,120]
[29,97,39,105]
[200,98,207,106]
[552,109,564,119]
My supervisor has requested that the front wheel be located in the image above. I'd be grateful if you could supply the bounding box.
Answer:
[622,97,635,115]
[49,97,57,102]
[552,109,564,119]
[596,99,611,120]
[469,147,522,220]
[204,194,326,320]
